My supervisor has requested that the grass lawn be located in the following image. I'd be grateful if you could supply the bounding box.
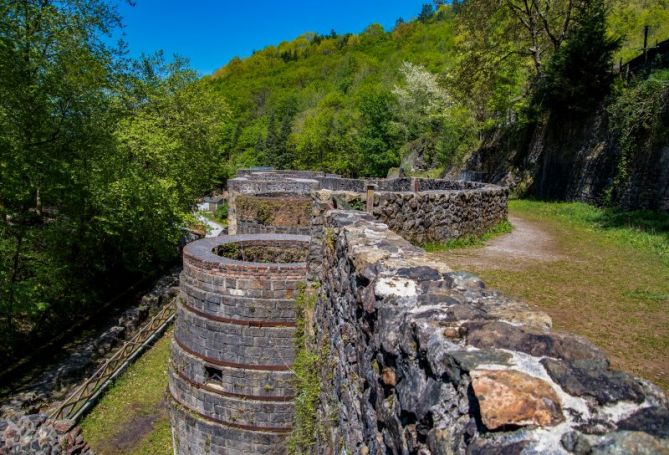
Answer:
[80,330,173,455]
[431,200,669,390]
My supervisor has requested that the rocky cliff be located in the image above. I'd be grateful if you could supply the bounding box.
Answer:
[459,108,669,212]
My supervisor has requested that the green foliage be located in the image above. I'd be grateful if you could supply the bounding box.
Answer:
[215,202,229,223]
[207,7,463,177]
[422,219,513,251]
[534,0,620,114]
[608,0,669,63]
[607,69,669,200]
[0,1,228,365]
[288,286,322,454]
[453,0,666,128]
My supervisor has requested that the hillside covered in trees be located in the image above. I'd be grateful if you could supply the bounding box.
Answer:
[207,0,669,184]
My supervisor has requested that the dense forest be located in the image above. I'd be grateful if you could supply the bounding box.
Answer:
[1,0,668,367]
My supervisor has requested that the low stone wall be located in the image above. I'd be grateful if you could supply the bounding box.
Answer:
[229,171,508,243]
[310,210,669,454]
[170,234,309,455]
[371,187,508,244]
[314,181,508,244]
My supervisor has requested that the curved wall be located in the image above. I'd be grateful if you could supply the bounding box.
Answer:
[228,172,508,243]
[169,234,309,455]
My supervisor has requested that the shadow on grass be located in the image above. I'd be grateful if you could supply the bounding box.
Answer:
[594,209,669,239]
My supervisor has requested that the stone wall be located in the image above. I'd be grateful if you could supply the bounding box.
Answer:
[310,210,669,454]
[0,414,93,454]
[229,171,508,243]
[235,194,313,236]
[371,187,508,244]
[169,234,309,455]
[314,180,508,244]
[226,175,319,235]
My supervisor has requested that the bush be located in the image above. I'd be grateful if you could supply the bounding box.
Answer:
[215,202,228,223]
[607,69,669,200]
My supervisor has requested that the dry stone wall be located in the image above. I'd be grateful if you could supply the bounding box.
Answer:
[229,171,508,243]
[169,234,309,455]
[310,209,669,455]
[371,188,508,244]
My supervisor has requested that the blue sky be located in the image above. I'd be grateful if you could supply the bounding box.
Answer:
[111,0,428,75]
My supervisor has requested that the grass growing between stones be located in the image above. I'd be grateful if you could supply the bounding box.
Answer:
[422,219,513,252]
[80,330,173,455]
[431,200,669,390]
[288,285,323,455]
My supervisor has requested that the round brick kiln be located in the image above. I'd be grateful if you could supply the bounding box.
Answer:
[169,234,310,454]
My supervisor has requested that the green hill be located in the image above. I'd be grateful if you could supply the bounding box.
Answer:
[208,9,461,178]
[207,2,669,179]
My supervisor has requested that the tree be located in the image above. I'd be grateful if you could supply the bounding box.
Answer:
[0,1,229,364]
[418,3,435,23]
[356,87,399,176]
[392,62,451,140]
[534,0,620,114]
[0,0,122,356]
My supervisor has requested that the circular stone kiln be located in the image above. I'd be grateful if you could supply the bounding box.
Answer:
[169,234,310,455]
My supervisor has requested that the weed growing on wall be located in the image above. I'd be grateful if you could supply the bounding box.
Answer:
[288,284,323,454]
[606,70,669,204]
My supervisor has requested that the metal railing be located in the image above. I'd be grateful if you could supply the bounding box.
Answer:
[48,300,176,425]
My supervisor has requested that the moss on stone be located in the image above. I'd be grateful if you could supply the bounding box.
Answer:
[237,195,311,227]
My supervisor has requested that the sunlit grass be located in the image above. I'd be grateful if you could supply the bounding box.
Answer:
[422,219,513,252]
[80,331,173,455]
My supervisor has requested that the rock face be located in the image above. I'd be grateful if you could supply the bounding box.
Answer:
[169,234,309,455]
[308,209,669,455]
[470,369,564,430]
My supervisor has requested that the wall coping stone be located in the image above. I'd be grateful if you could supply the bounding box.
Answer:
[182,234,311,270]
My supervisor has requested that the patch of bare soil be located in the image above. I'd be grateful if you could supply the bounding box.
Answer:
[101,399,168,454]
[433,215,567,270]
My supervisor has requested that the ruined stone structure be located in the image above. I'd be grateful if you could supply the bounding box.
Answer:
[309,210,669,454]
[170,170,669,454]
[228,170,508,243]
[169,234,309,454]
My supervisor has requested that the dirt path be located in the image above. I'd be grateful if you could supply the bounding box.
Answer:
[101,400,168,454]
[434,214,566,270]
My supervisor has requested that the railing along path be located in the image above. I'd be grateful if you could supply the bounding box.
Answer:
[48,299,176,425]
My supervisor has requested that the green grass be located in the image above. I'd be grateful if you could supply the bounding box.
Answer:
[434,200,669,390]
[422,219,513,252]
[511,199,669,264]
[80,331,173,455]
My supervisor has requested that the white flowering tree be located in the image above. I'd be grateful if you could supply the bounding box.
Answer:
[392,61,478,168]
[392,61,451,140]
